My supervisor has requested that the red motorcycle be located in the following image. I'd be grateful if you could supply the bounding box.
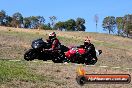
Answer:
[64,47,102,65]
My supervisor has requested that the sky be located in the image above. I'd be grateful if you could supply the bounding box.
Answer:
[0,0,132,33]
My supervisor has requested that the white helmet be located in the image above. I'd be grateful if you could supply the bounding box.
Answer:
[49,32,56,39]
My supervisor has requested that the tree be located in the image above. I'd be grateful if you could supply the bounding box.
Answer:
[125,23,132,37]
[5,16,13,27]
[47,23,51,27]
[49,16,57,28]
[65,19,76,31]
[0,10,5,17]
[23,16,45,29]
[102,16,116,34]
[76,18,86,31]
[54,21,65,31]
[39,24,52,30]
[123,14,132,37]
[36,16,45,30]
[116,17,124,36]
[30,16,39,29]
[0,10,6,26]
[23,17,31,28]
[11,12,23,28]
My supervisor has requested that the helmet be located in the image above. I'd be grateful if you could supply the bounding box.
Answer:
[84,37,91,45]
[49,32,56,40]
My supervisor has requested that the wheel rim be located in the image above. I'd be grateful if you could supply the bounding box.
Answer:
[89,58,97,64]
[25,52,32,60]
[24,50,36,60]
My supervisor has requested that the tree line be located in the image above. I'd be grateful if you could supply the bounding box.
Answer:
[0,10,132,38]
[102,15,132,38]
[0,10,86,31]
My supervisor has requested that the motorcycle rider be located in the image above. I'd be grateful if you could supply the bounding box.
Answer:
[77,37,97,60]
[46,32,61,50]
[47,32,69,51]
[46,32,65,63]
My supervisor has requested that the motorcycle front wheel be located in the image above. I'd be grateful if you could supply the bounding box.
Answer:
[52,53,64,63]
[84,57,98,65]
[24,49,38,61]
[89,57,98,65]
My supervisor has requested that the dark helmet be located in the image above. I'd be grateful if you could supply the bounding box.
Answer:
[49,32,56,40]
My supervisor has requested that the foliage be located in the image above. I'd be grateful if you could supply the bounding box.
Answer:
[49,16,57,28]
[0,10,87,31]
[76,18,86,31]
[65,19,76,31]
[54,21,65,31]
[54,18,85,31]
[11,12,23,28]
[0,10,6,26]
[1,9,132,35]
[102,16,116,34]
[39,24,52,30]
[115,14,132,37]
[23,17,31,28]
[116,17,124,36]
[54,18,86,31]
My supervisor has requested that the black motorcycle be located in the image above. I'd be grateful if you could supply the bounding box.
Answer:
[24,38,69,63]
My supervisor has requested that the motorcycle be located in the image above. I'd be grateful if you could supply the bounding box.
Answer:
[24,38,102,65]
[64,46,102,65]
[24,38,69,63]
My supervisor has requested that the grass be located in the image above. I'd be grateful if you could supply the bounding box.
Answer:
[1,27,132,49]
[0,29,45,41]
[0,60,66,87]
[0,27,132,66]
[3,29,128,50]
[0,26,132,88]
[0,61,44,83]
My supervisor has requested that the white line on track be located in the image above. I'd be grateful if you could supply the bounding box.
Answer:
[125,68,132,70]
[9,60,21,62]
[42,61,53,63]
[86,65,95,67]
[32,60,39,62]
[99,66,108,68]
[111,67,121,69]
[75,64,84,66]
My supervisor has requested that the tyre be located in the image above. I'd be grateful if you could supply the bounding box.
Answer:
[84,56,97,65]
[24,49,37,61]
[76,76,86,86]
[84,57,90,65]
[89,57,98,65]
[52,54,63,63]
[63,57,71,63]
